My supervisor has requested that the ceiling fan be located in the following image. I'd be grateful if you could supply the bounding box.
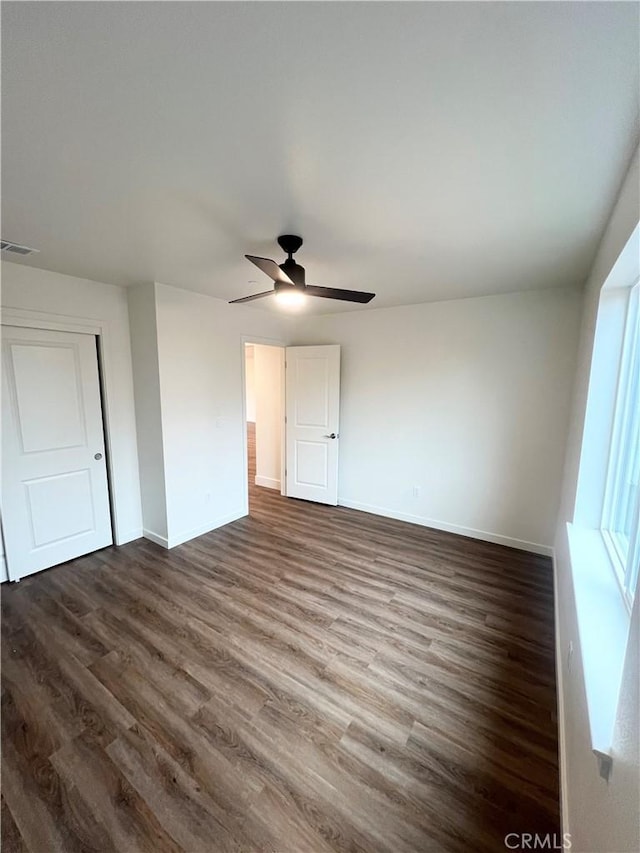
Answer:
[229,235,375,306]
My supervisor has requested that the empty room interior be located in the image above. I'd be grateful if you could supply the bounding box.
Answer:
[1,3,639,852]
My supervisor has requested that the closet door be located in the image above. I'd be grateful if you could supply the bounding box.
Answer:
[2,325,113,580]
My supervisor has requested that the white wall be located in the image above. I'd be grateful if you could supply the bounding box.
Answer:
[554,146,639,852]
[1,262,143,567]
[127,283,168,542]
[245,344,256,422]
[153,283,288,546]
[292,286,582,552]
[0,521,7,583]
[254,344,283,490]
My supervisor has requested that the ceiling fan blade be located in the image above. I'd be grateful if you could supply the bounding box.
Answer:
[305,285,375,304]
[228,289,274,304]
[246,255,294,285]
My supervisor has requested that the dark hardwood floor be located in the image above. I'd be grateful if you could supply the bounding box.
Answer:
[1,423,559,852]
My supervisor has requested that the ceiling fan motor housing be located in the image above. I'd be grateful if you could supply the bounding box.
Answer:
[279,258,306,287]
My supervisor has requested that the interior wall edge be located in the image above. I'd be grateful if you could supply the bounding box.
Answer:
[115,527,144,546]
[142,528,169,549]
[552,545,572,842]
[166,509,247,549]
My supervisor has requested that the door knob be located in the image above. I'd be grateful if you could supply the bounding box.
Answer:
[94,452,103,460]
[323,433,338,439]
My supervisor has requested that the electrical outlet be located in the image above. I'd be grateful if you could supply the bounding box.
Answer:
[412,485,420,498]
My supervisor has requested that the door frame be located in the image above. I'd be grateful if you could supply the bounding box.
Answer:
[1,308,121,577]
[240,334,287,515]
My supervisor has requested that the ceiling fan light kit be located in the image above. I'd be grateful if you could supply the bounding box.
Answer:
[275,287,307,309]
[230,235,376,306]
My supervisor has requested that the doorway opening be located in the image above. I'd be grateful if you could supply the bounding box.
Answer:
[243,342,285,514]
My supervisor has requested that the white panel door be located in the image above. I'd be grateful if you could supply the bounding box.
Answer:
[285,345,340,505]
[1,326,113,580]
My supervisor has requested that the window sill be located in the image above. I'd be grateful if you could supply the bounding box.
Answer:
[566,523,631,775]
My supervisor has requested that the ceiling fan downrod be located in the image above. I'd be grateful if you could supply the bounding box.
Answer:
[277,235,305,287]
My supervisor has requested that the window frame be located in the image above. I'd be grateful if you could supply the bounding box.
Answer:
[601,278,640,608]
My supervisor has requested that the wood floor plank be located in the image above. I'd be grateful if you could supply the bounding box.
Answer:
[1,794,30,853]
[1,686,111,853]
[50,729,182,853]
[7,584,108,666]
[88,650,261,821]
[247,781,342,853]
[1,423,559,851]
[106,725,264,853]
[2,606,135,750]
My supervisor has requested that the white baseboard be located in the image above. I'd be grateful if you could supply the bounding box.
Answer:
[552,548,571,842]
[337,498,553,556]
[255,475,281,491]
[142,528,169,548]
[167,510,246,549]
[0,555,8,583]
[115,527,143,546]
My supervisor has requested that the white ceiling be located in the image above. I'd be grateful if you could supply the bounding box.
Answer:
[2,1,639,314]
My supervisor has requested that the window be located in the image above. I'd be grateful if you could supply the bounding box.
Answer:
[602,279,640,605]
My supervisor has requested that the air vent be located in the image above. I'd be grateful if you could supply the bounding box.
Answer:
[1,240,40,256]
